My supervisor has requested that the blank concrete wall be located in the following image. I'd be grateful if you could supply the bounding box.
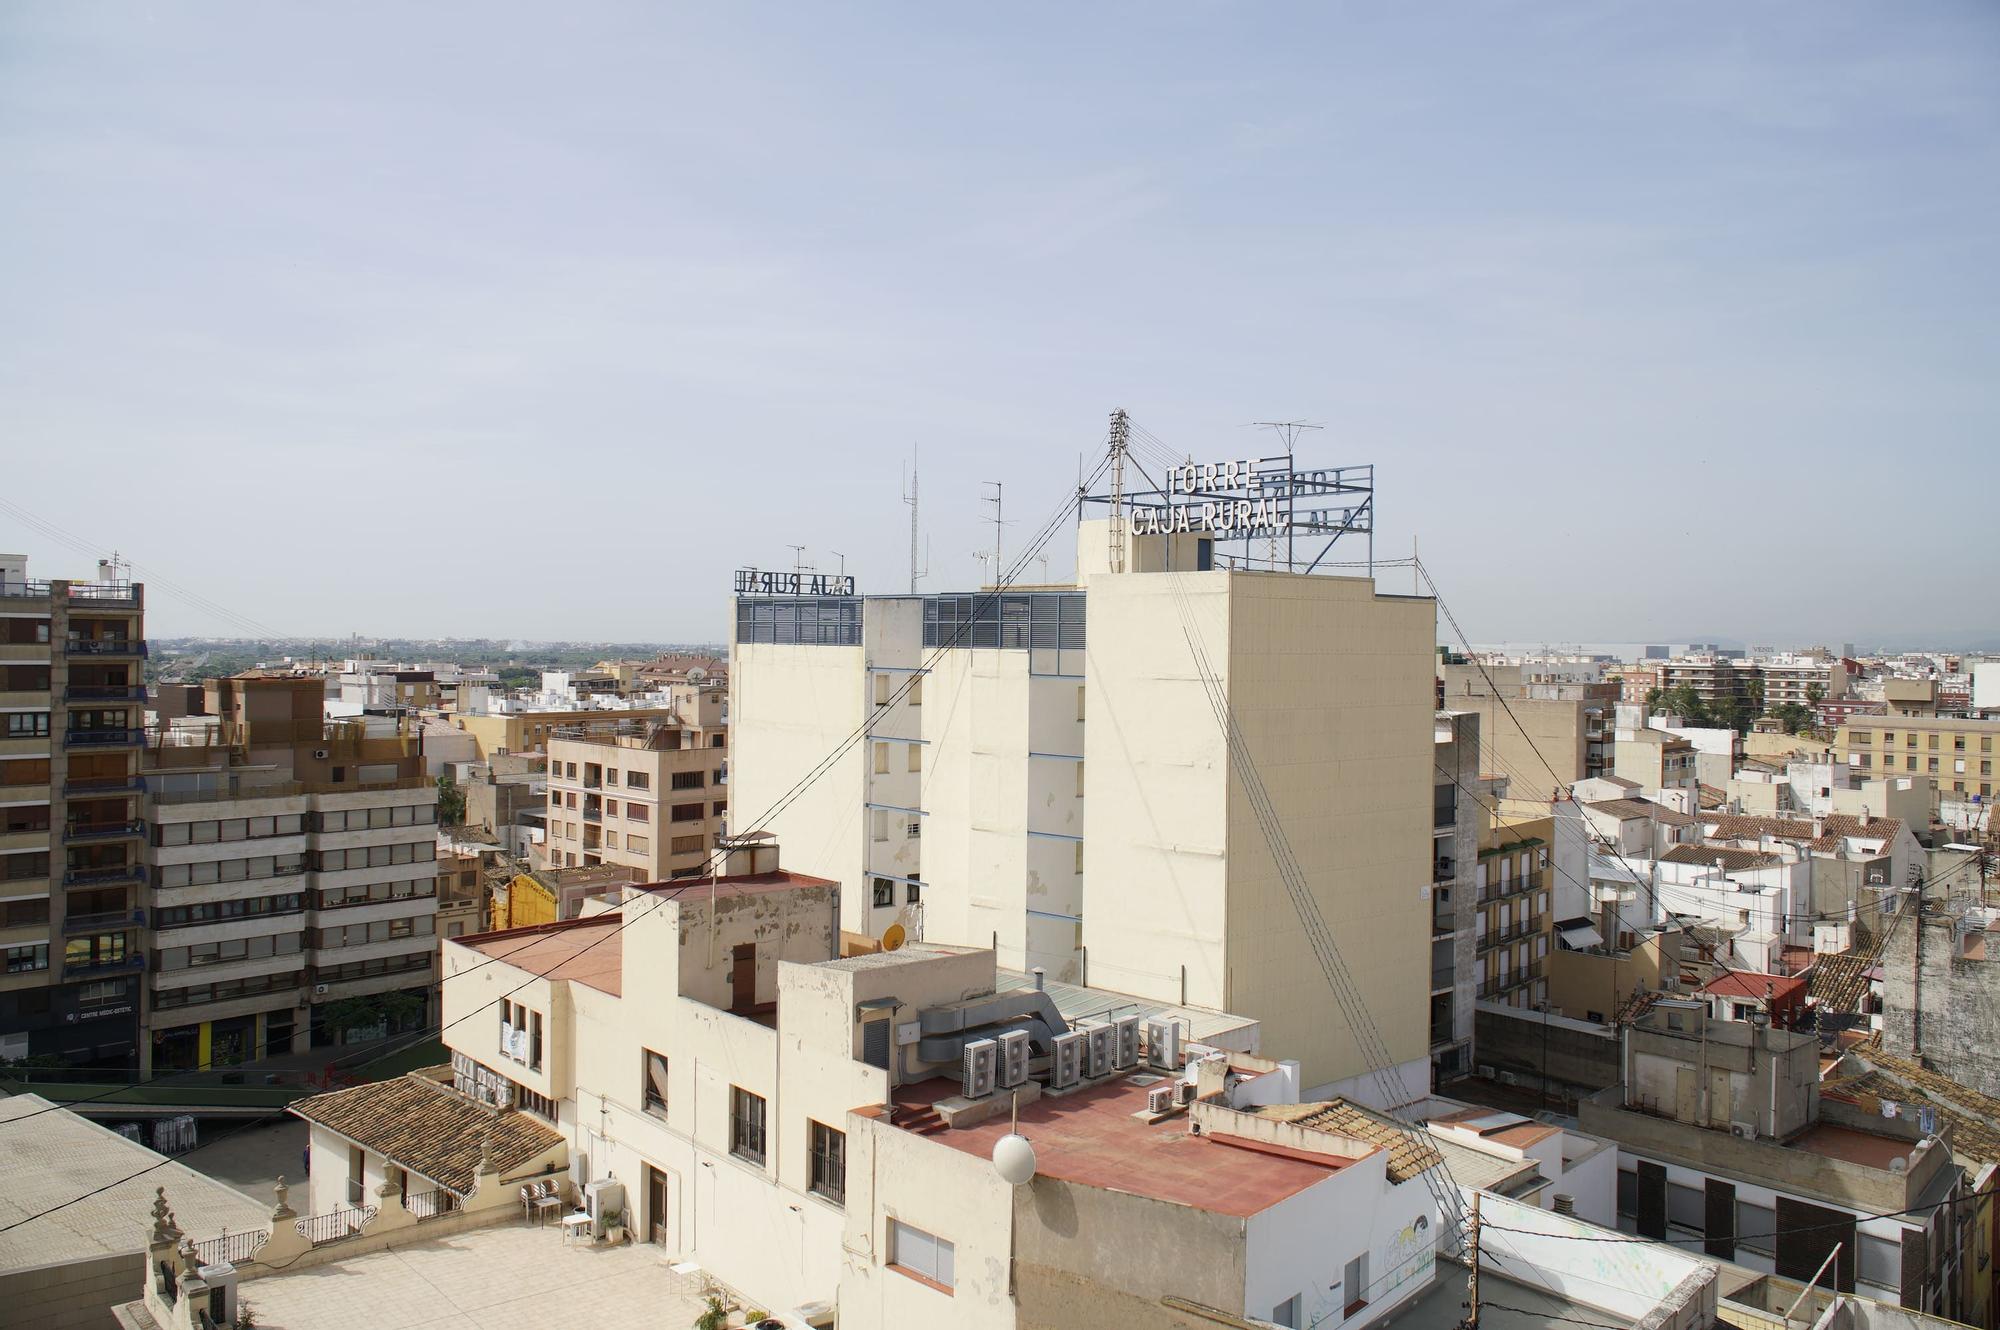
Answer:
[3,1252,140,1330]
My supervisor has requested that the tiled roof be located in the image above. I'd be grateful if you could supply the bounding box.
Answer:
[1585,798,1695,827]
[1700,971,1807,1002]
[1703,812,1902,854]
[1660,844,1781,872]
[1826,1041,2000,1167]
[1251,1100,1434,1183]
[289,1070,562,1196]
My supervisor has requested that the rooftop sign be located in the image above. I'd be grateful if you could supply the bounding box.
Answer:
[734,568,856,597]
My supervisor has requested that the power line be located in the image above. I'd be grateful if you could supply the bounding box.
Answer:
[1478,1180,1994,1247]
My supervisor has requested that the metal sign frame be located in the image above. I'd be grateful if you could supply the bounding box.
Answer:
[1080,453,1375,575]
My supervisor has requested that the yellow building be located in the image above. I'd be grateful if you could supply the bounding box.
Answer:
[448,704,682,762]
[1839,713,2000,800]
[1473,818,1553,1011]
[543,681,728,879]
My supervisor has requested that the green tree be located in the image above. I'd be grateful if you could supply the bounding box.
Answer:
[1770,702,1814,735]
[436,774,466,826]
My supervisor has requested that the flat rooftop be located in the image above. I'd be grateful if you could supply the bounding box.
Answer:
[1390,1266,1651,1330]
[457,916,625,995]
[117,1220,713,1330]
[0,1095,270,1275]
[890,1072,1351,1218]
[1793,1122,1921,1171]
[1429,1105,1561,1151]
[994,964,1258,1049]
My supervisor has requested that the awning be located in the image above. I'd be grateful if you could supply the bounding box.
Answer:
[1558,924,1604,949]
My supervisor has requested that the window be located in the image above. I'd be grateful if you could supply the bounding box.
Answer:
[730,1086,767,1165]
[626,834,648,854]
[669,803,701,823]
[1074,841,1084,875]
[1,899,47,927]
[2,852,48,880]
[642,1050,668,1116]
[626,771,650,790]
[906,819,920,840]
[871,809,889,843]
[671,770,705,790]
[670,834,704,855]
[629,803,651,823]
[873,743,889,774]
[1343,1252,1369,1316]
[907,745,921,773]
[1928,734,1939,750]
[4,713,50,738]
[5,944,48,974]
[809,1120,846,1205]
[874,674,891,707]
[905,882,921,904]
[1075,760,1085,797]
[872,879,895,909]
[888,1218,954,1291]
[1271,1294,1302,1328]
[604,799,619,817]
[908,678,922,707]
[516,1085,556,1119]
[1076,685,1085,722]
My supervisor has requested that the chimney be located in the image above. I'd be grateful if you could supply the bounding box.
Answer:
[1032,967,1046,992]
[1812,815,1825,840]
[1859,805,1872,828]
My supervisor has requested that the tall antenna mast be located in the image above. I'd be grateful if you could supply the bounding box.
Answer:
[981,481,1009,585]
[1107,408,1130,574]
[902,452,928,593]
[1252,420,1322,571]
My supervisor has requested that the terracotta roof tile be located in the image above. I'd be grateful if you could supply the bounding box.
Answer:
[1703,812,1902,855]
[1251,1100,1435,1183]
[289,1070,562,1196]
[1661,844,1781,872]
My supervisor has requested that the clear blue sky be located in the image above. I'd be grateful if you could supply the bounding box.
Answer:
[3,4,1994,646]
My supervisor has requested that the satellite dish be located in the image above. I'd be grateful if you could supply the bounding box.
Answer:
[687,666,708,682]
[881,923,905,953]
[993,1133,1037,1186]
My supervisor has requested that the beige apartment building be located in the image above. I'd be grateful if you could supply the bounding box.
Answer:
[1839,714,2000,800]
[732,519,1437,1104]
[0,556,147,1070]
[1436,664,1599,816]
[1473,818,1553,1012]
[543,681,728,879]
[448,703,682,762]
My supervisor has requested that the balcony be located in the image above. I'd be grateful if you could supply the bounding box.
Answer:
[62,864,145,889]
[1433,856,1455,882]
[0,579,54,599]
[582,806,602,823]
[63,728,142,749]
[64,583,140,606]
[64,639,146,658]
[63,819,144,844]
[64,684,146,702]
[1478,875,1539,905]
[64,774,145,796]
[63,908,144,936]
[65,952,145,978]
[1477,921,1540,953]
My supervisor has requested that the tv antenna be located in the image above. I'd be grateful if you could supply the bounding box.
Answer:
[902,452,930,593]
[980,481,1013,586]
[1251,421,1322,571]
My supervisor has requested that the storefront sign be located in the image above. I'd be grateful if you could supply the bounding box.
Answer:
[734,569,856,597]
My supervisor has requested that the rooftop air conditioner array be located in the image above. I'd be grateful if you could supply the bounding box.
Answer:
[1145,1019,1182,1073]
[962,1038,997,1100]
[996,1029,1031,1089]
[1082,1021,1114,1080]
[1048,1031,1085,1091]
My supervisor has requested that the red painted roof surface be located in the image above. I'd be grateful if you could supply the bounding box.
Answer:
[461,917,625,995]
[893,1074,1346,1217]
[1794,1123,1917,1171]
[1698,971,1807,1002]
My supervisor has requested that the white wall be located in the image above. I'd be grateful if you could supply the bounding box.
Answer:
[1244,1152,1435,1330]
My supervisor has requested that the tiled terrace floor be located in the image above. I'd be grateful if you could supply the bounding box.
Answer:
[233,1223,714,1330]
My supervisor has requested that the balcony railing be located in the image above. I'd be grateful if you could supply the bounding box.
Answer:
[62,864,145,889]
[1477,920,1540,952]
[63,908,144,935]
[1478,875,1539,904]
[65,952,145,977]
[64,774,145,795]
[582,807,602,822]
[193,1229,270,1266]
[65,582,140,604]
[64,684,146,702]
[65,639,147,657]
[64,728,142,748]
[63,819,144,843]
[1433,856,1455,882]
[296,1205,378,1247]
[0,580,54,599]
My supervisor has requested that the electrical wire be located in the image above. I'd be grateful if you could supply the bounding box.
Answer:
[1478,1179,1993,1247]
[0,435,1119,1235]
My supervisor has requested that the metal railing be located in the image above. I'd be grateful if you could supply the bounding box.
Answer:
[406,1189,461,1221]
[0,580,54,599]
[64,729,143,748]
[62,908,144,935]
[66,582,140,603]
[62,864,145,888]
[1478,875,1540,904]
[193,1229,270,1266]
[63,819,144,843]
[65,639,147,656]
[295,1205,378,1247]
[64,775,145,795]
[145,774,433,806]
[65,684,147,701]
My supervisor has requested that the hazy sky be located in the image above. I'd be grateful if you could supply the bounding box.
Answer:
[3,4,1995,646]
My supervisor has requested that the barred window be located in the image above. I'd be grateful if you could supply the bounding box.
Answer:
[809,1120,845,1205]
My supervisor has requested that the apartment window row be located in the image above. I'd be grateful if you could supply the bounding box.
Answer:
[315,804,437,832]
[64,932,129,968]
[152,969,303,1011]
[871,877,922,910]
[2,899,48,927]
[314,952,431,986]
[500,999,543,1072]
[5,713,51,738]
[872,673,924,708]
[872,743,923,775]
[2,852,49,881]
[154,892,304,929]
[157,853,306,889]
[156,931,303,972]
[669,834,705,856]
[0,620,50,645]
[155,814,305,846]
[317,841,436,872]
[5,943,48,974]
[313,915,434,950]
[1,805,50,834]
[315,876,435,909]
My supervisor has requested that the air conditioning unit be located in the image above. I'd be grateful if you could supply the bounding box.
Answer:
[1175,1079,1197,1106]
[313,983,329,996]
[312,748,330,760]
[1145,1019,1182,1072]
[1111,1015,1141,1070]
[996,1030,1031,1089]
[1730,1121,1757,1141]
[1147,1085,1174,1114]
[961,1038,998,1100]
[1081,1021,1114,1079]
[1476,1064,1496,1080]
[1048,1030,1085,1090]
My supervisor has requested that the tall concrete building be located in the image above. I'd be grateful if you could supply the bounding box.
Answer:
[0,556,147,1069]
[139,672,438,1074]
[731,519,1438,1102]
[541,680,728,878]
